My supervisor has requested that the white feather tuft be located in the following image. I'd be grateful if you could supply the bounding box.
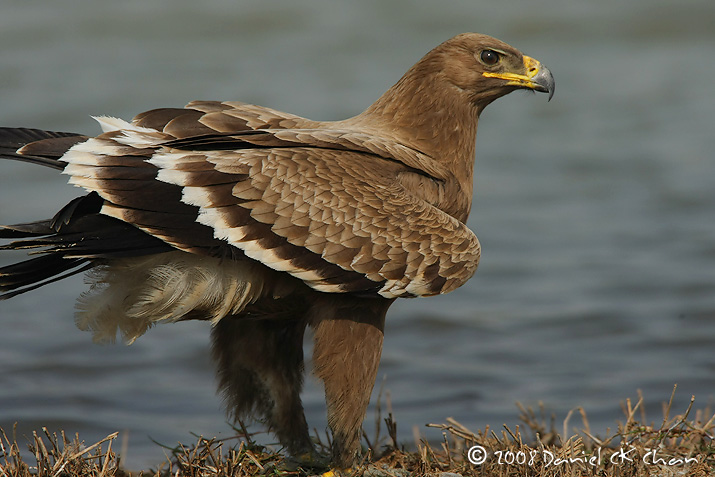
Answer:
[156,168,191,186]
[148,152,193,169]
[62,148,101,166]
[92,116,135,133]
[181,186,214,208]
[75,251,270,344]
[90,115,166,146]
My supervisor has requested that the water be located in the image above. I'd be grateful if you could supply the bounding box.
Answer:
[1,0,714,469]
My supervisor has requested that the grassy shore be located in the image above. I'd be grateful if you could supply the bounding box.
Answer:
[1,387,713,476]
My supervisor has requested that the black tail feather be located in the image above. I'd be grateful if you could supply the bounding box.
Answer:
[0,127,82,150]
[0,220,55,239]
[50,194,102,231]
[0,263,94,300]
[1,128,176,299]
[1,209,173,298]
[0,127,87,170]
[1,216,173,299]
[0,255,87,290]
[1,191,173,299]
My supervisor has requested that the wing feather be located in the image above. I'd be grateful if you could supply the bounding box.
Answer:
[59,111,480,298]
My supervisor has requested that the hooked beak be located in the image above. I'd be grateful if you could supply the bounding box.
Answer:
[483,55,555,101]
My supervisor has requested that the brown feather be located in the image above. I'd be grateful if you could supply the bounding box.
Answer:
[1,32,554,467]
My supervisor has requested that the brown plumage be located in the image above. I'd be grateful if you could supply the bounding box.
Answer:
[0,33,553,467]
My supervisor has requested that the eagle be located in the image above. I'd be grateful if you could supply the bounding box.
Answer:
[0,33,553,467]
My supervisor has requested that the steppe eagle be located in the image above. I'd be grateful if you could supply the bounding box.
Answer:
[0,33,553,467]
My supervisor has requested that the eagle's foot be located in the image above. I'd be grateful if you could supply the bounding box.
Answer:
[279,450,330,472]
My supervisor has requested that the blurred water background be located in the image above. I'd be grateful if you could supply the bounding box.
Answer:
[1,0,714,469]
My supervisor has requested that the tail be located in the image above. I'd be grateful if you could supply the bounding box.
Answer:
[0,127,88,169]
[0,127,171,299]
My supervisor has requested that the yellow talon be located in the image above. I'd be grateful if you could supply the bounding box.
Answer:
[320,469,352,477]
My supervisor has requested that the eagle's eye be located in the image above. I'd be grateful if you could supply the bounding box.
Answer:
[479,49,500,66]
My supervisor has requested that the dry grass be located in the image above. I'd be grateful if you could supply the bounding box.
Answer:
[1,386,713,477]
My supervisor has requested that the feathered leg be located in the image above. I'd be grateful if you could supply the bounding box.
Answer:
[309,294,394,468]
[211,315,314,457]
